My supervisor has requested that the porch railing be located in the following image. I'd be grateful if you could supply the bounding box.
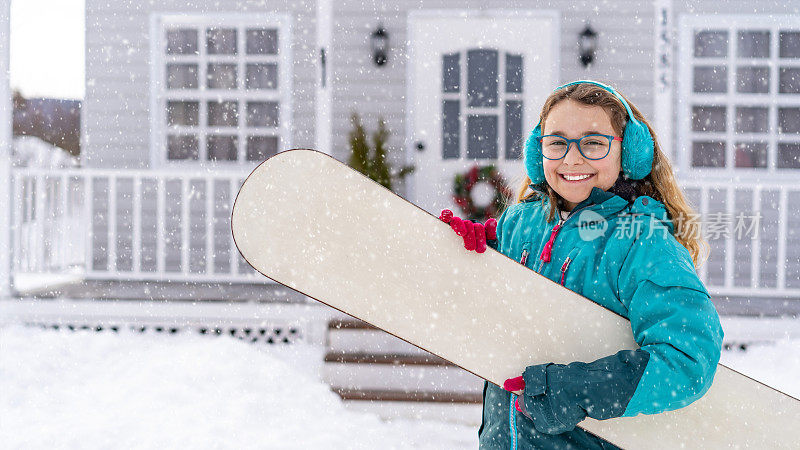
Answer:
[11,168,268,285]
[9,168,800,298]
[680,179,800,298]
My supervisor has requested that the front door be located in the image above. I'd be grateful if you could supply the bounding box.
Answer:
[408,11,559,216]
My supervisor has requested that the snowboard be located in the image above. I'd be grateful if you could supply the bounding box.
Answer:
[231,149,798,449]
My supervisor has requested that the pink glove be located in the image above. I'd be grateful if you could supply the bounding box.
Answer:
[439,209,497,253]
[504,375,526,413]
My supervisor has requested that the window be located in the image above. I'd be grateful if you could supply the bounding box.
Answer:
[152,14,292,167]
[679,17,800,173]
[440,49,524,161]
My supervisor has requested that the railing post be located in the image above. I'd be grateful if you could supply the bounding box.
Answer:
[0,0,13,299]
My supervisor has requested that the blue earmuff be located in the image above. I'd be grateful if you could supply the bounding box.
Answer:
[523,80,655,185]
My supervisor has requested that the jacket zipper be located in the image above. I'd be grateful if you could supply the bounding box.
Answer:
[510,206,593,448]
[559,257,572,285]
[519,249,529,265]
[535,203,593,274]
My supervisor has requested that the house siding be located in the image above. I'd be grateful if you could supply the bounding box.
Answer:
[83,0,318,170]
[82,0,800,313]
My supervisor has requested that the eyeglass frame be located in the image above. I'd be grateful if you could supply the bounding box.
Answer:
[536,133,623,160]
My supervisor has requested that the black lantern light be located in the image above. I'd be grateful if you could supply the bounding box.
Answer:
[578,23,598,68]
[370,24,389,66]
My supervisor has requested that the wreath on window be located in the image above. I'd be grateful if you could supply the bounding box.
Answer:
[452,165,512,221]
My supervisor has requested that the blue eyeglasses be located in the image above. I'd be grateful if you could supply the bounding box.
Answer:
[536,134,623,160]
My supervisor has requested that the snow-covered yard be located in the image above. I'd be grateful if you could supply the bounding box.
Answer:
[0,325,477,449]
[1,324,798,449]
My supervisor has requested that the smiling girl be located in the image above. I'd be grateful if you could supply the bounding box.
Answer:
[440,80,723,449]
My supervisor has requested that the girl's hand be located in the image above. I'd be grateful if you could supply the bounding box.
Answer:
[503,375,525,396]
[439,209,497,253]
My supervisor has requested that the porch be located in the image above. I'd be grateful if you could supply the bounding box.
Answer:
[6,166,800,315]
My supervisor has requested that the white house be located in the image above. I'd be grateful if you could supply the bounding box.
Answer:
[4,0,800,424]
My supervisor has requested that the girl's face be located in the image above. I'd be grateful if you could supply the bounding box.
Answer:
[542,99,622,212]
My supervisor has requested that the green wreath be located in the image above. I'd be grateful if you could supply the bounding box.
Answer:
[452,165,512,221]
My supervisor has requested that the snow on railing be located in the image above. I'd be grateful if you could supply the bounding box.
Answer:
[11,168,268,284]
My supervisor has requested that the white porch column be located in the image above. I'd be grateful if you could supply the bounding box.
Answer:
[315,0,332,155]
[0,0,12,299]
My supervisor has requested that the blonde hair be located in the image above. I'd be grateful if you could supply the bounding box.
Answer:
[514,82,708,267]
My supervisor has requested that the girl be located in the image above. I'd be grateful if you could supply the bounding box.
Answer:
[440,80,723,449]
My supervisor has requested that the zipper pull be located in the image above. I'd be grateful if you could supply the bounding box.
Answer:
[559,257,572,285]
[520,249,529,265]
[539,222,563,263]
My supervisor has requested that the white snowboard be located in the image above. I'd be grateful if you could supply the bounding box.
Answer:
[231,149,799,449]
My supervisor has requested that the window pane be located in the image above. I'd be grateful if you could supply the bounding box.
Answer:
[736,66,769,93]
[467,49,498,107]
[166,29,198,55]
[166,64,198,89]
[692,106,726,132]
[207,64,237,89]
[694,66,727,93]
[207,135,238,161]
[692,141,726,167]
[779,31,800,58]
[778,143,800,168]
[442,100,460,159]
[246,28,278,55]
[734,142,767,168]
[506,54,523,93]
[442,53,460,93]
[207,101,238,127]
[247,136,279,161]
[246,63,278,90]
[467,115,498,159]
[694,31,728,57]
[246,102,279,127]
[206,28,237,55]
[779,107,800,133]
[737,31,770,58]
[167,101,199,126]
[505,101,523,160]
[779,68,800,93]
[167,135,199,160]
[735,107,768,133]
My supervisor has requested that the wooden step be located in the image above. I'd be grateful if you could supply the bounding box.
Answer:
[333,388,482,404]
[328,318,377,330]
[323,358,482,393]
[324,352,452,366]
[328,327,428,356]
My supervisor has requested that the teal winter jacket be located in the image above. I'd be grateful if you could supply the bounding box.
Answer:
[477,180,724,449]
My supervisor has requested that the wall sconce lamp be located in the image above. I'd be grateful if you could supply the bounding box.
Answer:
[371,24,389,67]
[578,23,598,68]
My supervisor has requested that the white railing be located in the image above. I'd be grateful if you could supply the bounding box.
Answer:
[9,168,799,297]
[680,179,800,298]
[11,168,268,284]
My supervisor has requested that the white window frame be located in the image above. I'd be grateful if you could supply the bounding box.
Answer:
[678,14,800,179]
[149,13,293,169]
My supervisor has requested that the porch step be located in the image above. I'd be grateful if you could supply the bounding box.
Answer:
[323,356,483,393]
[324,352,451,366]
[333,388,482,404]
[328,325,429,355]
[324,319,484,410]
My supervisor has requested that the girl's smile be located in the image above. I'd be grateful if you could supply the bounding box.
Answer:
[542,99,622,211]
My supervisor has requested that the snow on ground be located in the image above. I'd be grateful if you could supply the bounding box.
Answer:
[2,325,799,450]
[719,339,800,399]
[0,325,477,450]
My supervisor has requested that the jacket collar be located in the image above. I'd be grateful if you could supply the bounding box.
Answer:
[536,176,672,232]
